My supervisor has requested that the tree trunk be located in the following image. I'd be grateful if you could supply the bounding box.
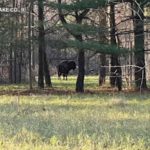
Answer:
[109,3,122,90]
[76,35,85,93]
[110,55,119,86]
[133,3,147,89]
[9,47,13,83]
[13,49,17,83]
[18,11,24,84]
[38,0,44,88]
[9,14,13,84]
[28,2,33,89]
[32,7,35,70]
[99,54,106,86]
[76,49,85,93]
[44,51,52,87]
[18,50,22,83]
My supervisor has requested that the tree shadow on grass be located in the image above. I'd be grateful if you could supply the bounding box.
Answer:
[1,88,150,103]
[0,101,149,146]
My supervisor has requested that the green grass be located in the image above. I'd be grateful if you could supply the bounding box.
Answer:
[51,75,100,90]
[0,76,99,91]
[0,76,150,150]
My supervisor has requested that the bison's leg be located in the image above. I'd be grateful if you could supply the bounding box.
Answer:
[99,77,103,86]
[63,74,65,80]
[58,72,61,80]
[63,74,67,80]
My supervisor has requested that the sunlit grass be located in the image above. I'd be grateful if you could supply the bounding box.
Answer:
[0,76,150,149]
[0,94,150,150]
[51,75,105,91]
[0,76,100,91]
[0,84,28,91]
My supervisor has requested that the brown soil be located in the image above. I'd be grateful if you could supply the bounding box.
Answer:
[0,87,149,96]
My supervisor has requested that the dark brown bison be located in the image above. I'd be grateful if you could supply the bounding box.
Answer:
[57,60,76,80]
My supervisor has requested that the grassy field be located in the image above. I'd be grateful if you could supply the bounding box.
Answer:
[0,76,150,150]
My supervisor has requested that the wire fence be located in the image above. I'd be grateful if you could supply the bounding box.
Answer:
[99,64,147,91]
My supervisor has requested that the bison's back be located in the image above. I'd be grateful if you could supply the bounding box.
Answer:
[58,63,69,74]
[57,60,76,78]
[57,61,69,76]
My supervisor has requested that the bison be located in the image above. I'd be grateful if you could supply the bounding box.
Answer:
[57,60,76,80]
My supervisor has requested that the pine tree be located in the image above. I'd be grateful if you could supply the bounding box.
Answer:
[38,0,45,88]
[49,0,128,92]
[132,0,148,89]
[109,3,122,91]
[57,0,91,92]
[38,0,52,88]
